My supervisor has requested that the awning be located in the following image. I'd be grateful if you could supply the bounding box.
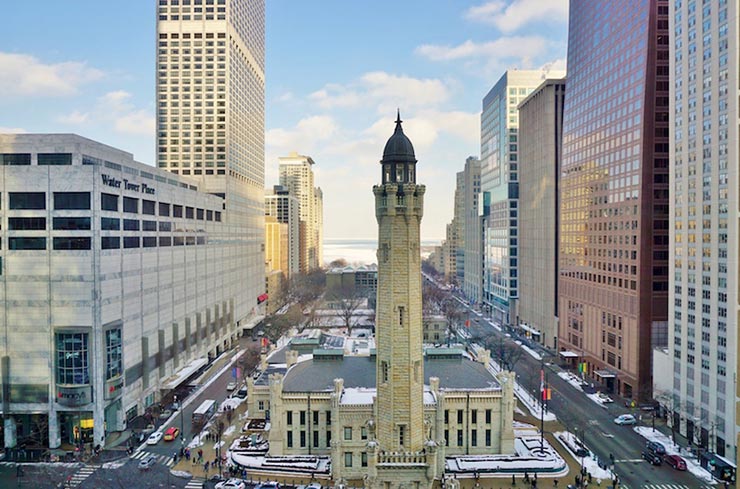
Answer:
[519,323,541,336]
[161,357,208,390]
[594,369,617,378]
[559,350,581,358]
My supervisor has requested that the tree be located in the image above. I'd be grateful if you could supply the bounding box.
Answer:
[328,258,348,268]
[422,280,445,315]
[209,415,227,478]
[473,334,524,372]
[331,286,364,336]
[441,296,464,344]
[237,343,261,382]
[287,269,326,307]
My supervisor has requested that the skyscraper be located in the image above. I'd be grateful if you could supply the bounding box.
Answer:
[462,156,482,305]
[518,78,565,350]
[279,152,322,272]
[156,0,266,327]
[670,0,738,460]
[559,0,669,400]
[480,70,564,327]
[265,185,300,278]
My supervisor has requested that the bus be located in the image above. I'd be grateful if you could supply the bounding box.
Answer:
[191,399,218,426]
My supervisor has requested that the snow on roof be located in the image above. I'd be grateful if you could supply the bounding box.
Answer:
[445,436,567,475]
[230,453,332,475]
[339,387,437,406]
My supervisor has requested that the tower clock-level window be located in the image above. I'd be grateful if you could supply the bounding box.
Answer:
[381,361,389,383]
[399,306,405,327]
[384,164,391,183]
[399,425,405,447]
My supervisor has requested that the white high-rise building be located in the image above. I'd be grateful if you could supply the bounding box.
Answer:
[669,0,738,463]
[156,0,266,325]
[265,185,300,279]
[279,153,322,272]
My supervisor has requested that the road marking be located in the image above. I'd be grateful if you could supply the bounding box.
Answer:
[615,458,644,463]
[185,478,206,488]
[67,466,97,487]
[601,432,615,438]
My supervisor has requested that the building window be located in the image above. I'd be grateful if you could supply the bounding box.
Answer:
[381,361,389,383]
[313,430,319,448]
[326,430,331,447]
[485,429,491,446]
[313,411,319,425]
[299,431,306,448]
[457,410,464,424]
[101,218,120,230]
[472,410,478,424]
[287,411,293,426]
[444,429,449,446]
[9,217,46,231]
[159,221,172,232]
[123,219,140,231]
[485,409,492,424]
[287,431,293,448]
[101,193,118,211]
[444,410,449,424]
[159,202,170,216]
[471,429,477,447]
[206,210,213,221]
[399,425,405,446]
[142,220,157,231]
[56,332,89,385]
[344,427,352,440]
[186,207,194,219]
[258,401,265,411]
[299,411,306,425]
[361,452,368,467]
[53,217,90,230]
[0,153,31,165]
[123,197,138,213]
[197,208,204,220]
[9,237,46,250]
[53,237,91,250]
[159,236,171,247]
[123,237,140,248]
[361,426,367,440]
[326,411,331,425]
[102,237,120,249]
[54,192,90,210]
[105,328,122,380]
[142,200,155,215]
[9,192,45,210]
[143,237,157,247]
[38,153,72,165]
[173,205,183,217]
[457,430,463,446]
[344,452,353,468]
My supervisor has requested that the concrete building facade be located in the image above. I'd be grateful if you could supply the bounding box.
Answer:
[670,0,738,461]
[517,78,565,350]
[0,135,256,450]
[558,0,669,399]
[462,157,482,306]
[265,185,299,279]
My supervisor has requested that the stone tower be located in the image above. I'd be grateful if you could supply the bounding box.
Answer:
[367,113,435,488]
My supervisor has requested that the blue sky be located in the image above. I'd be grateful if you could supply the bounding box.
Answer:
[0,0,568,240]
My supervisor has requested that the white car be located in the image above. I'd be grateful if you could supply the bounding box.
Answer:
[226,381,238,391]
[146,431,163,445]
[215,479,247,489]
[614,414,637,425]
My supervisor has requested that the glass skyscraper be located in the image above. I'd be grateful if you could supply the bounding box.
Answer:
[558,0,669,400]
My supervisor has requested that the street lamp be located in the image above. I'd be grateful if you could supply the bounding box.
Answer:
[174,395,184,449]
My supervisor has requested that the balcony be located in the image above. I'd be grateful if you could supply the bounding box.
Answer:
[377,450,428,467]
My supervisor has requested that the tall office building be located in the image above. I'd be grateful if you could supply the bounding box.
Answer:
[279,152,322,272]
[670,0,738,460]
[155,0,266,328]
[452,171,466,284]
[559,0,669,400]
[265,185,300,278]
[314,187,324,267]
[462,157,482,305]
[518,78,565,350]
[480,70,564,327]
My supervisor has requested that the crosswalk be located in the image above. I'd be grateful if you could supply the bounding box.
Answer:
[67,465,97,487]
[184,477,206,489]
[129,448,175,467]
[621,484,715,489]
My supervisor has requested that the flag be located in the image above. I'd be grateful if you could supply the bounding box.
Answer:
[465,319,470,328]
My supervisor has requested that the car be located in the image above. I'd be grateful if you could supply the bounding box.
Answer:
[163,426,180,441]
[255,483,281,489]
[614,414,637,425]
[664,454,687,470]
[159,409,173,419]
[297,484,322,489]
[226,381,238,391]
[138,454,157,470]
[215,479,247,489]
[642,450,662,465]
[646,440,666,455]
[146,432,163,445]
[597,393,614,403]
[236,387,248,399]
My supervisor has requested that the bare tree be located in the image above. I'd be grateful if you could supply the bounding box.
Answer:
[422,280,445,315]
[328,258,348,268]
[472,335,524,372]
[287,270,326,308]
[331,286,364,336]
[441,296,464,344]
[238,343,261,382]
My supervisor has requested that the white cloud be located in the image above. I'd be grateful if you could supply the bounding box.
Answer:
[0,52,103,98]
[539,57,567,73]
[416,36,546,64]
[0,126,27,133]
[57,90,154,136]
[57,110,89,124]
[464,0,569,33]
[309,71,450,111]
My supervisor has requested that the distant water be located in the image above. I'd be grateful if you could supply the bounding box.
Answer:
[323,238,441,266]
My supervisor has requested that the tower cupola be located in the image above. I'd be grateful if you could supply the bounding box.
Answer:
[381,110,417,184]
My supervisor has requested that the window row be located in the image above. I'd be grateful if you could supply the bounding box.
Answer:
[0,153,72,166]
[102,193,221,221]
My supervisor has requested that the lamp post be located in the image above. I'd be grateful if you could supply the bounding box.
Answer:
[174,395,184,446]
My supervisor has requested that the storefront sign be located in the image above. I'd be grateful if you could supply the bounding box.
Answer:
[56,385,92,407]
[101,174,156,195]
[105,376,124,400]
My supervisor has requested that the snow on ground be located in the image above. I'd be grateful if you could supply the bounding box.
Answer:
[445,436,567,477]
[220,396,246,411]
[554,431,613,482]
[486,356,557,422]
[224,425,237,437]
[170,470,192,478]
[557,371,585,391]
[521,344,542,360]
[585,392,612,409]
[187,433,204,449]
[634,426,714,483]
[230,453,332,476]
[213,440,225,451]
[101,459,128,469]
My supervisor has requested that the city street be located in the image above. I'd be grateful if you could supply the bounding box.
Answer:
[455,295,716,489]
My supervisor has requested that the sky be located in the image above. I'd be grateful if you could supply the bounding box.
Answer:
[0,0,568,240]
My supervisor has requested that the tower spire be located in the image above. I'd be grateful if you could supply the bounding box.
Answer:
[395,109,402,131]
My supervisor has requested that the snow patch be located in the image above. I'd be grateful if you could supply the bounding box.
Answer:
[521,344,542,360]
[633,426,714,482]
[554,431,613,482]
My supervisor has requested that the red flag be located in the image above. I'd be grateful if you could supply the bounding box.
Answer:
[465,319,470,328]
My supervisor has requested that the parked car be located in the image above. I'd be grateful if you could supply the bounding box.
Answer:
[642,450,662,465]
[614,414,637,425]
[215,479,247,489]
[646,440,667,455]
[256,482,282,489]
[163,426,180,441]
[146,432,163,445]
[159,409,173,419]
[597,393,614,403]
[236,387,248,399]
[226,381,238,391]
[138,454,157,470]
[296,483,322,489]
[664,454,687,470]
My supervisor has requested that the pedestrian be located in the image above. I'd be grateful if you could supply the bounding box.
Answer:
[205,461,210,472]
[553,480,558,487]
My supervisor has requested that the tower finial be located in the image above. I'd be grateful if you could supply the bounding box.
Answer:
[395,109,403,132]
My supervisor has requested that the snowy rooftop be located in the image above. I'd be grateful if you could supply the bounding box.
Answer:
[339,387,436,406]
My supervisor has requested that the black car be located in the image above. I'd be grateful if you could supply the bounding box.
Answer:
[642,450,662,465]
[236,387,248,399]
